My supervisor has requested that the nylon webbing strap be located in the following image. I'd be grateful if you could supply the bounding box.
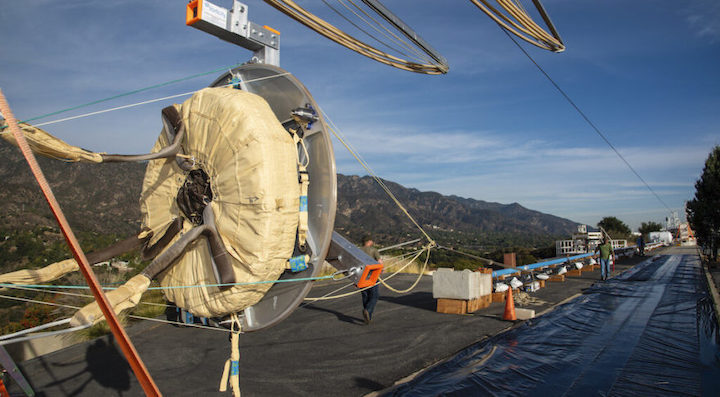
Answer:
[219,314,241,396]
[288,255,309,272]
[290,128,309,248]
[0,89,162,397]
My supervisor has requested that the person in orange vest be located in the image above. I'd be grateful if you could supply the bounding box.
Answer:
[360,235,383,324]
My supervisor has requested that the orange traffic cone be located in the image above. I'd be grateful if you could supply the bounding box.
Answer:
[503,287,516,321]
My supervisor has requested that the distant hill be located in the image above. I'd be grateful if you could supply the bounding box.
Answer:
[0,140,577,248]
[0,141,144,236]
[336,175,578,247]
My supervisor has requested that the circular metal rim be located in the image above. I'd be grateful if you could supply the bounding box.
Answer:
[210,64,337,331]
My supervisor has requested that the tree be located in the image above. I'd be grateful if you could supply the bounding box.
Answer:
[597,216,631,239]
[687,145,720,262]
[638,221,663,237]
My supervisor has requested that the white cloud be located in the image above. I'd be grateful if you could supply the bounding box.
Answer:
[683,1,720,43]
[328,117,708,227]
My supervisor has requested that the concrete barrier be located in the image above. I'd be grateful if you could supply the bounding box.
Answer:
[433,268,481,300]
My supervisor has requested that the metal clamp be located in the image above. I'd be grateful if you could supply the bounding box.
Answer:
[326,232,384,288]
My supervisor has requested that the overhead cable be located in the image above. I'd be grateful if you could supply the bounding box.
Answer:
[501,29,672,211]
[319,105,436,246]
[0,61,246,130]
[1,73,290,130]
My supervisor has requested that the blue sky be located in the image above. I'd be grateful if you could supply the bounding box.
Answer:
[1,0,718,231]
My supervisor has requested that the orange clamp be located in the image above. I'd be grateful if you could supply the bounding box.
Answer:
[186,0,202,26]
[356,263,383,289]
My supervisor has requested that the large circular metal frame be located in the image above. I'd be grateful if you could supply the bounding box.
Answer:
[210,64,337,331]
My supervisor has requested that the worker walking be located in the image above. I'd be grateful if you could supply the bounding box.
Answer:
[595,238,616,281]
[360,235,383,324]
[636,235,646,256]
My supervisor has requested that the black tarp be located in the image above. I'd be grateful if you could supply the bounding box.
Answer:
[383,254,720,396]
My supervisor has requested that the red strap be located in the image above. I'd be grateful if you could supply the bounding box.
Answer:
[0,90,161,396]
[0,377,10,397]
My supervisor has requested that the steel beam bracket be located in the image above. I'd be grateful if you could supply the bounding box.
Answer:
[186,0,280,66]
[326,231,383,288]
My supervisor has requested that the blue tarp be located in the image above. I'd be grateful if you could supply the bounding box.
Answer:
[384,254,720,396]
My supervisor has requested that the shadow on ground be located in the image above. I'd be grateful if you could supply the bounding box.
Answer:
[380,292,435,311]
[40,337,131,396]
[301,303,364,325]
[354,376,385,392]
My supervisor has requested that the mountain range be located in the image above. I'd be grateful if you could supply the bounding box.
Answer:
[0,141,578,248]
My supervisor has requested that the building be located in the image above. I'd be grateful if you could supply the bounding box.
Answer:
[556,224,627,256]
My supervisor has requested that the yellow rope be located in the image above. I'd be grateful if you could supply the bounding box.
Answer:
[341,0,436,65]
[320,109,436,248]
[470,0,565,52]
[262,0,448,74]
[378,247,431,294]
[304,245,430,301]
[219,313,242,396]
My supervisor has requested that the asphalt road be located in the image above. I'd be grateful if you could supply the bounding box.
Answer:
[9,252,654,396]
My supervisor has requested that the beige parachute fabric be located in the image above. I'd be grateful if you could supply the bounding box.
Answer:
[142,87,300,318]
[0,258,79,285]
[0,122,103,163]
[71,274,151,326]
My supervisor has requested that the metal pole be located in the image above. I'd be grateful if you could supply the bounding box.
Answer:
[0,345,34,396]
[377,238,422,252]
[0,90,161,396]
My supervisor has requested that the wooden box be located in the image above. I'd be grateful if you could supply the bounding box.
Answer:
[467,298,480,313]
[548,274,565,282]
[467,294,492,312]
[492,291,506,303]
[566,269,582,277]
[437,298,467,314]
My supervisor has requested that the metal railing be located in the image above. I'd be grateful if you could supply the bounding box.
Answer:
[492,242,664,279]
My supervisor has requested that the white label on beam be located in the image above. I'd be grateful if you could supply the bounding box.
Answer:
[202,0,228,29]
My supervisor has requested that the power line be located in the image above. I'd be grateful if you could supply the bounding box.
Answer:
[501,29,672,211]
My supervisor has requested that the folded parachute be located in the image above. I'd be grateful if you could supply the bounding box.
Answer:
[2,87,306,324]
[142,87,300,318]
